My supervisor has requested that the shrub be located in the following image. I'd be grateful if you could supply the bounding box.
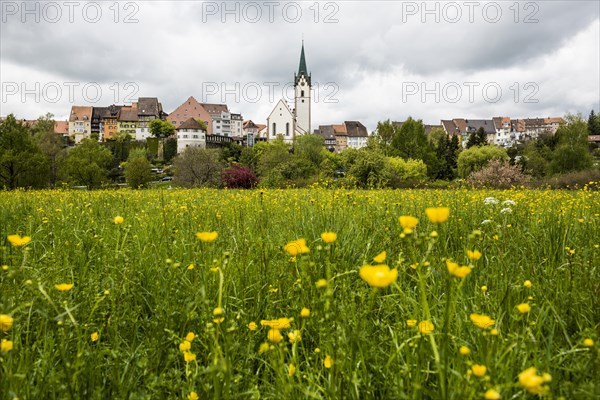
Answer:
[542,168,600,190]
[222,164,258,189]
[467,159,531,189]
[457,145,508,178]
[384,157,427,188]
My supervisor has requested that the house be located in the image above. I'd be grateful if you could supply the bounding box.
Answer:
[103,105,122,140]
[440,118,495,146]
[243,120,260,147]
[176,117,206,154]
[54,121,69,136]
[315,121,369,152]
[68,106,93,143]
[267,99,294,141]
[231,113,243,137]
[117,106,138,137]
[492,117,512,146]
[91,107,109,140]
[136,97,167,141]
[345,121,369,149]
[333,124,347,152]
[314,125,336,152]
[167,96,213,133]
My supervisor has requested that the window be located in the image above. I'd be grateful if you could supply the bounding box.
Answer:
[193,135,198,139]
[286,122,290,136]
[301,90,304,97]
[272,122,276,136]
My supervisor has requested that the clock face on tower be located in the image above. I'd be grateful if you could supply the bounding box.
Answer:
[301,82,305,86]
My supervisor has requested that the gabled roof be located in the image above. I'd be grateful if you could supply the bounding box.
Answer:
[344,121,368,137]
[92,107,110,121]
[316,125,335,140]
[243,120,258,129]
[464,119,496,134]
[118,107,138,122]
[492,117,511,130]
[54,121,69,134]
[69,106,92,122]
[544,117,564,124]
[268,98,294,118]
[333,124,347,135]
[138,97,162,116]
[200,103,229,115]
[177,117,205,131]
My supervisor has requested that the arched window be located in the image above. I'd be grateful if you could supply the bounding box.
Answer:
[272,123,276,136]
[286,122,290,136]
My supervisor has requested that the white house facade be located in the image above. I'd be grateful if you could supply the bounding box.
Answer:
[176,118,206,154]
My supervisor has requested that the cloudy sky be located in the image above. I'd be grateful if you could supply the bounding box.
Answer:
[1,0,599,132]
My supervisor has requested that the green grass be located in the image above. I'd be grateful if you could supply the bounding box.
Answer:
[1,188,599,399]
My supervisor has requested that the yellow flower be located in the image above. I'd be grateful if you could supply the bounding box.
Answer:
[179,340,191,352]
[359,265,398,288]
[186,332,196,342]
[196,231,218,242]
[470,313,495,330]
[321,232,337,244]
[261,317,292,329]
[7,234,31,247]
[183,351,196,362]
[418,320,434,334]
[315,278,328,288]
[373,251,387,264]
[55,283,74,292]
[213,307,224,316]
[481,285,488,293]
[288,330,301,343]
[188,392,199,400]
[523,280,532,288]
[430,231,438,238]
[284,238,310,256]
[446,260,471,279]
[516,303,531,314]
[406,319,417,328]
[459,346,470,355]
[113,216,124,225]
[483,389,501,400]
[288,363,296,377]
[324,355,333,368]
[425,207,450,224]
[213,317,224,324]
[90,332,99,342]
[518,367,551,394]
[258,342,270,354]
[187,264,195,270]
[0,314,14,331]
[490,328,499,336]
[399,216,419,230]
[300,308,311,318]
[583,338,594,347]
[267,328,283,343]
[1,339,13,353]
[471,364,487,377]
[467,250,482,261]
[248,322,257,331]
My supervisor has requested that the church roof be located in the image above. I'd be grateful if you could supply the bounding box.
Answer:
[298,42,307,76]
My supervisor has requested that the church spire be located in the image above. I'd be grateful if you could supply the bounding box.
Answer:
[298,41,308,76]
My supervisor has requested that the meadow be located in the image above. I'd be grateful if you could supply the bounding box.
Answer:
[0,188,599,399]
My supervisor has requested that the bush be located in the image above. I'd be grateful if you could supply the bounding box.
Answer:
[467,160,531,189]
[457,145,508,178]
[541,168,600,189]
[222,164,258,189]
[384,157,427,188]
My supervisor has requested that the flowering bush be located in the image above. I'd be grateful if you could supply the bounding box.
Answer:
[467,160,531,189]
[222,164,258,189]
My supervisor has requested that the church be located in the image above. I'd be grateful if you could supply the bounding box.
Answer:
[266,43,311,143]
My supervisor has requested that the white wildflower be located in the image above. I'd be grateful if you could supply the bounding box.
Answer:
[484,197,499,205]
[481,219,492,225]
[500,207,513,214]
[502,200,516,206]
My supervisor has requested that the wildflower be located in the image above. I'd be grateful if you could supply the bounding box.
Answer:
[179,340,191,352]
[518,367,551,395]
[315,278,328,288]
[459,346,470,355]
[430,231,438,238]
[467,250,482,261]
[523,280,532,288]
[470,313,495,330]
[418,320,434,334]
[484,197,498,205]
[359,265,398,288]
[373,251,386,263]
[324,355,333,368]
[484,389,501,400]
[267,328,283,343]
[502,199,516,206]
[425,207,450,224]
[320,232,337,244]
[300,308,311,318]
[196,231,218,242]
[516,303,531,314]
[183,352,196,362]
[260,318,292,329]
[0,314,13,331]
[90,332,99,342]
[113,216,124,225]
[187,264,195,270]
[186,332,196,342]
[314,347,321,353]
[446,260,471,279]
[55,283,74,292]
[248,322,257,331]
[406,319,417,328]
[258,342,270,354]
[1,339,13,353]
[399,216,419,230]
[288,363,296,377]
[500,207,512,214]
[583,338,594,347]
[284,238,310,256]
[471,364,487,377]
[481,285,488,293]
[490,328,499,336]
[213,307,224,316]
[288,330,301,343]
[188,392,199,400]
[7,234,31,247]
[481,219,492,225]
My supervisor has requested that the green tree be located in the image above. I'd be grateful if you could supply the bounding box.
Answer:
[457,145,508,178]
[0,115,49,189]
[466,127,488,148]
[63,138,113,189]
[164,138,178,163]
[221,142,243,163]
[384,157,427,188]
[33,113,66,186]
[550,115,593,174]
[256,139,292,177]
[372,119,396,151]
[588,110,599,136]
[172,147,224,188]
[347,149,388,188]
[194,118,208,132]
[149,119,176,138]
[390,117,438,177]
[124,149,152,188]
[295,134,324,167]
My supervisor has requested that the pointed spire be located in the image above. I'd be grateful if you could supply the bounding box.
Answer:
[298,41,307,76]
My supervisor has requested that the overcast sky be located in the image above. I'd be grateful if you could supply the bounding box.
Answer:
[1,0,599,132]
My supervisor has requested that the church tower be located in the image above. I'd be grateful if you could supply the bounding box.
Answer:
[294,42,311,138]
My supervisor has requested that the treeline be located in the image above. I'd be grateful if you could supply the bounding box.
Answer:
[1,112,599,190]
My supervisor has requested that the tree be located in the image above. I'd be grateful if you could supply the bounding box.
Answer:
[457,145,508,178]
[588,110,599,136]
[221,142,243,163]
[384,157,427,188]
[256,139,292,177]
[389,117,438,177]
[195,118,208,132]
[124,149,152,188]
[222,163,258,189]
[466,127,488,148]
[33,113,66,187]
[172,147,224,188]
[550,115,593,174]
[347,149,388,188]
[0,115,49,189]
[63,138,113,189]
[149,119,176,138]
[295,134,324,167]
[372,119,396,151]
